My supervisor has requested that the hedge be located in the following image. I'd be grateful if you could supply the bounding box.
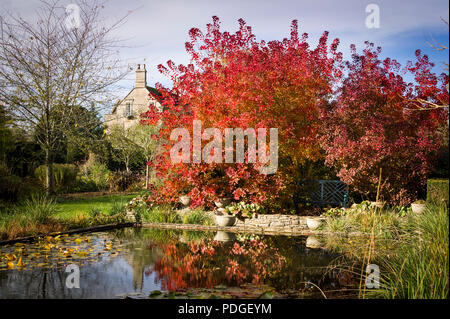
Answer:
[427,179,449,207]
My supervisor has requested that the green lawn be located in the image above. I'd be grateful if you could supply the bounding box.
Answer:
[54,193,136,220]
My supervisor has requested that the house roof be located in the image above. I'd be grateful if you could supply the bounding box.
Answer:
[110,86,160,114]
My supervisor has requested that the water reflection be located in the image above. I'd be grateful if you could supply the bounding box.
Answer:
[306,236,325,249]
[0,228,357,298]
[213,231,237,242]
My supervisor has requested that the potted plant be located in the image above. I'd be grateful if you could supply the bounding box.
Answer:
[411,200,426,214]
[223,202,264,220]
[214,197,232,208]
[214,209,237,227]
[179,195,191,207]
[178,187,192,207]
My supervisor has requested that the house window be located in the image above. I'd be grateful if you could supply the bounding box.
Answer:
[125,102,132,117]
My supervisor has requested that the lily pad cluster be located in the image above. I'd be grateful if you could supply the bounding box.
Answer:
[0,232,123,271]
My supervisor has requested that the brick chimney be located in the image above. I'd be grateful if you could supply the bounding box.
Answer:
[135,64,147,88]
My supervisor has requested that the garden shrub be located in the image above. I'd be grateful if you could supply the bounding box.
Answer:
[427,179,449,207]
[35,163,78,193]
[109,171,138,192]
[0,164,21,201]
[72,177,99,192]
[319,45,448,206]
[108,200,126,216]
[75,157,111,192]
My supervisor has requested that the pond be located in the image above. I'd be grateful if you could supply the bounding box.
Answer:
[0,228,359,299]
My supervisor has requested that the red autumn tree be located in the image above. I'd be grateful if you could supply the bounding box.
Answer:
[142,17,343,210]
[319,43,449,205]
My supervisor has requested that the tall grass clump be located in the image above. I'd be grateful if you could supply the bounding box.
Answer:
[182,209,213,225]
[324,205,408,239]
[371,205,448,299]
[142,205,182,224]
[22,193,59,223]
[0,194,63,240]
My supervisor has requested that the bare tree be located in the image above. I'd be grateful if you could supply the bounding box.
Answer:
[130,123,161,189]
[107,124,141,173]
[0,0,131,193]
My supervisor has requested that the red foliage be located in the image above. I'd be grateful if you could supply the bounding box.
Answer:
[319,43,449,205]
[147,238,285,291]
[141,17,342,209]
[142,17,448,207]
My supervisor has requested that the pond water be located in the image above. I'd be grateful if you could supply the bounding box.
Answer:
[0,228,358,299]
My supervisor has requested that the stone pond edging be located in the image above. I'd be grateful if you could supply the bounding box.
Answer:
[235,214,310,232]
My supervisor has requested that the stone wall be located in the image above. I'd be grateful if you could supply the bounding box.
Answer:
[183,210,314,234]
[151,209,323,236]
[234,214,310,232]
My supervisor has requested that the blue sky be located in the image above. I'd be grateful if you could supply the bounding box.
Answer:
[2,0,449,100]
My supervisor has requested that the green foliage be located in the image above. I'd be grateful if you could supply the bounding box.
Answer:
[107,125,144,172]
[182,209,213,225]
[86,201,127,224]
[224,202,265,218]
[132,205,144,224]
[87,208,102,219]
[390,205,411,217]
[108,200,126,216]
[426,179,449,207]
[0,163,22,201]
[0,104,14,160]
[109,170,139,192]
[35,163,78,193]
[322,207,348,217]
[71,155,111,192]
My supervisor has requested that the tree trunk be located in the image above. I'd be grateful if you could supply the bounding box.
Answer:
[145,162,149,189]
[45,149,54,195]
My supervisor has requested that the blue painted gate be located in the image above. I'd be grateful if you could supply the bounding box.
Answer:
[297,180,349,207]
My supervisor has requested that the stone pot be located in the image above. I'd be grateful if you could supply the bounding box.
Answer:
[306,217,325,230]
[214,198,232,208]
[213,231,237,242]
[179,195,191,207]
[411,203,426,214]
[371,201,385,209]
[215,214,236,227]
